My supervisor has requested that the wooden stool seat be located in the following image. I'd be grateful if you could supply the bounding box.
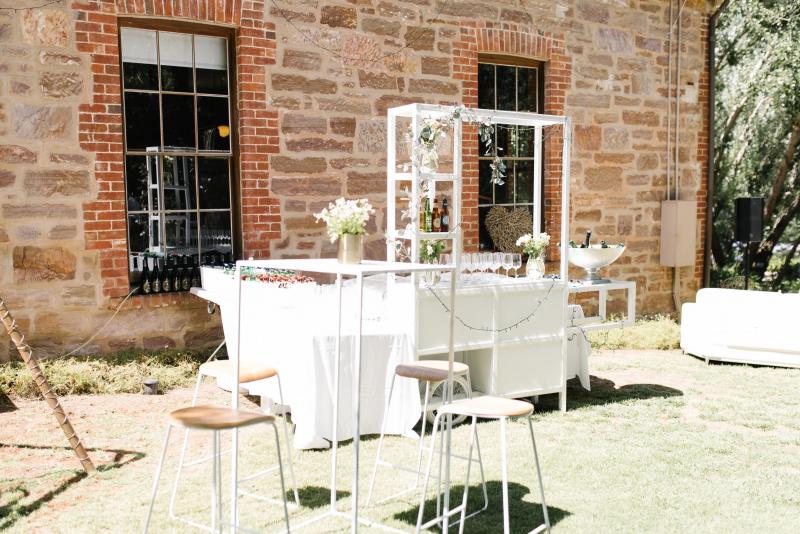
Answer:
[199,359,278,383]
[168,405,275,430]
[439,396,534,419]
[395,360,470,382]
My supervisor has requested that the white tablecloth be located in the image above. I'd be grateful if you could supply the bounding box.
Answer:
[197,271,591,449]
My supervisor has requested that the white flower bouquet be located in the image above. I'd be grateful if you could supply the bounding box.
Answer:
[314,197,375,243]
[516,232,550,259]
[419,239,445,263]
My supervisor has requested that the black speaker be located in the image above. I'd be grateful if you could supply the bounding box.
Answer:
[735,197,763,243]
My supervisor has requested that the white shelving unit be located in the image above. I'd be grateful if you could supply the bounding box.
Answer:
[385,103,574,410]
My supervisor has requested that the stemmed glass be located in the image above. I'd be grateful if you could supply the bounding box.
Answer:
[512,253,523,277]
[480,252,492,280]
[492,252,503,278]
[502,253,513,277]
[461,253,473,281]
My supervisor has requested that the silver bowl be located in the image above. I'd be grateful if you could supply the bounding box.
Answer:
[567,246,625,283]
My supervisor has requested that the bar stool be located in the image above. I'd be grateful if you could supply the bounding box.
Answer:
[416,396,551,534]
[143,405,290,533]
[170,348,299,517]
[367,360,487,520]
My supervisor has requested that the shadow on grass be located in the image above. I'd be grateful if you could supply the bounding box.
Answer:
[533,376,683,413]
[0,443,145,531]
[394,480,570,532]
[0,392,16,413]
[290,485,351,510]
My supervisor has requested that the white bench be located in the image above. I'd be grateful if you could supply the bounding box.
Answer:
[681,288,800,368]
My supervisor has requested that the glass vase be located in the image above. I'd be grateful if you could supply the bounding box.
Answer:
[337,234,363,264]
[526,256,545,279]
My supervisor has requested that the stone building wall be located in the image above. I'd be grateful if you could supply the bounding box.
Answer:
[0,0,711,361]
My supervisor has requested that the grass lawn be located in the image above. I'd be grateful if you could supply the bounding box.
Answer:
[2,349,800,533]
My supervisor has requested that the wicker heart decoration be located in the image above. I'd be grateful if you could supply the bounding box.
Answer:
[484,206,534,253]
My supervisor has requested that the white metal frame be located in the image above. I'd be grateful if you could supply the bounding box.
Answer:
[231,258,457,533]
[386,103,572,412]
[568,280,636,332]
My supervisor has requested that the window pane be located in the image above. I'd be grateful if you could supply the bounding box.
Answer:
[198,157,230,209]
[126,155,152,212]
[478,160,493,205]
[517,126,534,158]
[159,32,193,92]
[162,156,196,211]
[496,65,516,111]
[121,28,157,90]
[496,125,513,158]
[200,211,233,260]
[197,97,231,151]
[162,94,196,150]
[517,67,538,112]
[196,35,228,95]
[124,92,160,150]
[127,214,152,253]
[478,64,495,109]
[479,206,493,251]
[515,160,534,204]
[164,212,197,253]
[494,161,510,204]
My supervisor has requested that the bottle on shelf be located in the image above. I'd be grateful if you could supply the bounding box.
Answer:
[441,197,450,233]
[151,258,162,294]
[181,255,191,291]
[423,197,432,232]
[431,198,441,232]
[140,255,151,295]
[190,257,201,288]
[163,257,174,292]
[172,256,182,292]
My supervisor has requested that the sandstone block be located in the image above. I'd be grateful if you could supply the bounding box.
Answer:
[0,170,14,188]
[0,228,8,243]
[566,94,610,108]
[13,245,77,281]
[575,125,601,151]
[440,1,498,19]
[48,224,77,239]
[271,96,301,110]
[617,215,633,235]
[0,144,36,163]
[585,167,623,190]
[39,71,83,98]
[143,336,177,351]
[271,156,327,173]
[356,119,386,153]
[272,74,336,94]
[11,80,31,95]
[39,50,81,65]
[321,5,357,29]
[362,17,401,37]
[595,153,635,164]
[603,128,630,150]
[597,28,633,53]
[285,138,353,152]
[577,0,609,23]
[20,9,68,48]
[421,56,450,77]
[358,70,400,90]
[375,95,418,114]
[575,209,602,222]
[281,114,327,134]
[330,117,356,137]
[282,49,322,71]
[346,171,385,195]
[15,226,41,241]
[318,97,372,115]
[636,35,661,52]
[623,110,660,127]
[409,79,458,95]
[50,153,89,165]
[61,285,96,307]
[2,203,76,219]
[13,104,70,139]
[637,153,659,171]
[404,27,435,51]
[330,157,370,169]
[271,177,341,197]
[24,170,90,197]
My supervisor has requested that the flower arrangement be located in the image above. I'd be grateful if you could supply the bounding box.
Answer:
[314,197,375,243]
[516,232,551,259]
[419,239,446,263]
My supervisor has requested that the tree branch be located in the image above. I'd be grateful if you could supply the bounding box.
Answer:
[763,109,800,224]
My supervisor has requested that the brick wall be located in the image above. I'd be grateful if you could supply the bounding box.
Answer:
[0,0,711,360]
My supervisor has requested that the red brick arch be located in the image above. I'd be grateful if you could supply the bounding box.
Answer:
[454,26,571,253]
[72,0,279,298]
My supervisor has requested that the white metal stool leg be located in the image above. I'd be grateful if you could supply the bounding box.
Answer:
[143,424,173,534]
[366,373,396,506]
[275,375,300,507]
[500,417,510,534]
[457,416,477,534]
[211,430,219,533]
[528,417,551,534]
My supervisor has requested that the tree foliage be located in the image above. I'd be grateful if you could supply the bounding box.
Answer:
[713,0,800,290]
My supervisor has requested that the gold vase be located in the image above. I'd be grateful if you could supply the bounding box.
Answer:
[337,234,363,264]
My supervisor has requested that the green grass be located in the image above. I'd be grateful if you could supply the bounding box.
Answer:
[587,314,680,350]
[2,350,799,532]
[0,348,214,398]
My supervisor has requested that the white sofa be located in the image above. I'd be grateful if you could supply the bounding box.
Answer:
[681,288,800,368]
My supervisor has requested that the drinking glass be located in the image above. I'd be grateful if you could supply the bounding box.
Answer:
[492,252,503,277]
[440,253,451,266]
[512,253,523,277]
[461,253,473,280]
[502,253,513,277]
[480,252,492,280]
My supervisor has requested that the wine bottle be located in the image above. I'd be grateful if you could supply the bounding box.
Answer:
[151,258,162,293]
[141,255,151,295]
[172,257,181,292]
[163,257,173,293]
[582,230,592,249]
[190,257,201,288]
[423,197,432,232]
[431,198,441,232]
[441,197,450,232]
[181,255,191,291]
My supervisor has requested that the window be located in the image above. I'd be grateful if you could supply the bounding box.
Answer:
[477,56,544,250]
[120,22,235,287]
